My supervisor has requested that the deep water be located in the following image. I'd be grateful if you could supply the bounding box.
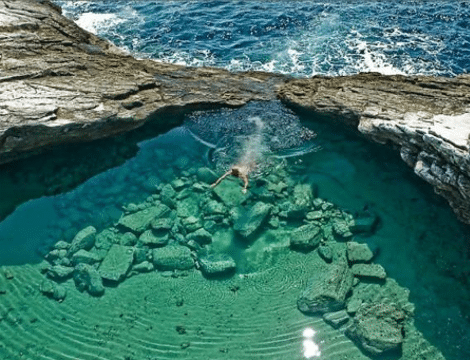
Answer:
[55,0,470,77]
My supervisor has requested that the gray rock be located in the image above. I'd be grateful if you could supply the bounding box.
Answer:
[332,219,353,238]
[119,232,137,246]
[53,241,70,250]
[176,196,200,218]
[198,254,236,276]
[40,280,67,302]
[138,229,169,247]
[132,261,154,273]
[346,302,406,355]
[151,217,174,231]
[347,242,374,263]
[298,262,354,314]
[291,183,314,216]
[196,167,218,184]
[68,226,96,255]
[99,245,135,282]
[118,203,171,234]
[186,228,212,245]
[152,246,195,271]
[213,179,246,207]
[306,211,323,220]
[95,229,119,250]
[351,264,387,280]
[323,310,350,329]
[204,200,226,215]
[46,265,74,281]
[234,202,272,238]
[318,244,333,263]
[290,224,322,250]
[71,250,102,266]
[181,216,202,232]
[74,264,105,296]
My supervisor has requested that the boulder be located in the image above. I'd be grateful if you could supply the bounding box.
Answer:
[234,202,272,238]
[40,280,67,302]
[298,262,354,314]
[186,228,212,245]
[132,261,154,273]
[46,265,74,281]
[138,229,169,247]
[290,224,322,250]
[71,250,102,266]
[351,264,387,280]
[118,203,171,234]
[347,242,374,263]
[322,310,350,329]
[196,167,218,184]
[74,264,105,296]
[181,216,202,232]
[68,226,96,255]
[152,246,195,271]
[198,254,236,277]
[213,179,246,207]
[346,302,406,355]
[95,229,119,250]
[318,244,333,263]
[99,245,135,282]
[332,219,353,238]
[291,184,314,216]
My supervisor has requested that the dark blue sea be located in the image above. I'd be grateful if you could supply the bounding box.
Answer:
[0,1,469,360]
[57,0,470,77]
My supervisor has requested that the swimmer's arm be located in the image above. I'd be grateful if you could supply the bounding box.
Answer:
[241,174,249,193]
[211,170,232,188]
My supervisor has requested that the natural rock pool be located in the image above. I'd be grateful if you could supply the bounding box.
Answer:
[0,102,468,359]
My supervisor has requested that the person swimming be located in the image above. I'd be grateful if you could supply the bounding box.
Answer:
[210,164,253,193]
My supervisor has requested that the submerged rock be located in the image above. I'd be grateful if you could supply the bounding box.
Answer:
[40,280,67,302]
[138,229,169,247]
[74,264,105,296]
[99,245,135,282]
[118,203,171,234]
[346,302,406,356]
[198,253,236,277]
[347,242,374,263]
[196,167,218,184]
[351,263,387,280]
[152,246,195,271]
[186,228,212,245]
[234,202,272,238]
[298,262,354,314]
[46,265,74,281]
[318,244,333,263]
[289,224,322,250]
[322,310,350,329]
[68,226,96,255]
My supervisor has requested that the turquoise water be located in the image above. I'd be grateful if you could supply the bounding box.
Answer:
[1,1,469,359]
[0,102,469,359]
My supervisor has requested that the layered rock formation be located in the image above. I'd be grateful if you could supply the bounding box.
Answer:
[1,0,470,223]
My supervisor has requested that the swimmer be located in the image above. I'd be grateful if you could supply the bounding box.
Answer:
[211,164,253,193]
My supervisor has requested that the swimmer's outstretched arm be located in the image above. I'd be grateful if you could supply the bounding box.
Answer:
[241,174,249,193]
[211,170,232,188]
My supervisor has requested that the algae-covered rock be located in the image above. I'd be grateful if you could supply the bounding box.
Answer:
[198,253,236,277]
[74,263,104,296]
[46,265,74,281]
[68,226,96,255]
[119,232,137,246]
[351,263,387,280]
[347,242,374,263]
[204,200,226,215]
[138,229,169,247]
[176,195,200,218]
[95,228,119,250]
[99,245,135,282]
[332,219,353,238]
[40,280,67,301]
[53,240,70,250]
[196,167,218,184]
[213,179,246,207]
[181,216,202,232]
[318,244,333,263]
[71,250,102,266]
[289,224,322,250]
[322,310,350,329]
[234,202,272,238]
[132,261,154,273]
[186,228,212,245]
[152,246,195,271]
[118,203,171,233]
[151,217,174,231]
[346,302,406,355]
[298,262,353,314]
[291,183,314,216]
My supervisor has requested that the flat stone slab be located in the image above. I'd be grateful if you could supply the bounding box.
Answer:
[323,310,350,329]
[99,245,135,282]
[234,202,272,238]
[290,224,322,250]
[347,242,374,263]
[152,246,195,271]
[198,254,236,277]
[298,262,354,314]
[118,203,171,234]
[68,226,96,255]
[213,179,246,207]
[351,263,387,280]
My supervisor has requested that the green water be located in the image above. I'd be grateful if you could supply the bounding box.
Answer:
[0,102,469,359]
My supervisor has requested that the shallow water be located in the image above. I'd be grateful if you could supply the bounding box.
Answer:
[0,102,469,359]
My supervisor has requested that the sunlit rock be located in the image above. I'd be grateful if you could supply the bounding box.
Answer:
[351,263,387,280]
[233,201,272,239]
[99,245,135,282]
[152,245,195,271]
[198,253,236,277]
[67,226,96,255]
[347,242,374,263]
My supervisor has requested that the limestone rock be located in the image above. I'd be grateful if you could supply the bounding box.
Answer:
[346,302,406,355]
[351,263,387,280]
[290,224,322,250]
[347,242,374,263]
[68,226,96,255]
[74,264,105,296]
[181,216,202,233]
[234,202,272,238]
[298,262,354,314]
[71,249,101,266]
[138,229,169,247]
[318,244,333,263]
[99,245,135,282]
[186,228,212,245]
[196,168,218,184]
[290,184,314,217]
[198,254,236,277]
[152,246,195,271]
[46,265,74,281]
[118,203,171,233]
[132,261,154,273]
[332,219,353,238]
[322,310,350,329]
[40,280,67,302]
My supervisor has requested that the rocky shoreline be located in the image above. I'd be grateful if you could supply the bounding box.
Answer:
[1,0,470,223]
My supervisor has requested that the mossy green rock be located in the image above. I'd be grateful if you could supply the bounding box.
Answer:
[234,202,272,238]
[118,203,171,233]
[99,245,135,282]
[213,179,245,207]
[152,246,195,270]
[68,226,96,255]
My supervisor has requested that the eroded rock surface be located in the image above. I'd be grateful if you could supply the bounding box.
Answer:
[2,0,470,224]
